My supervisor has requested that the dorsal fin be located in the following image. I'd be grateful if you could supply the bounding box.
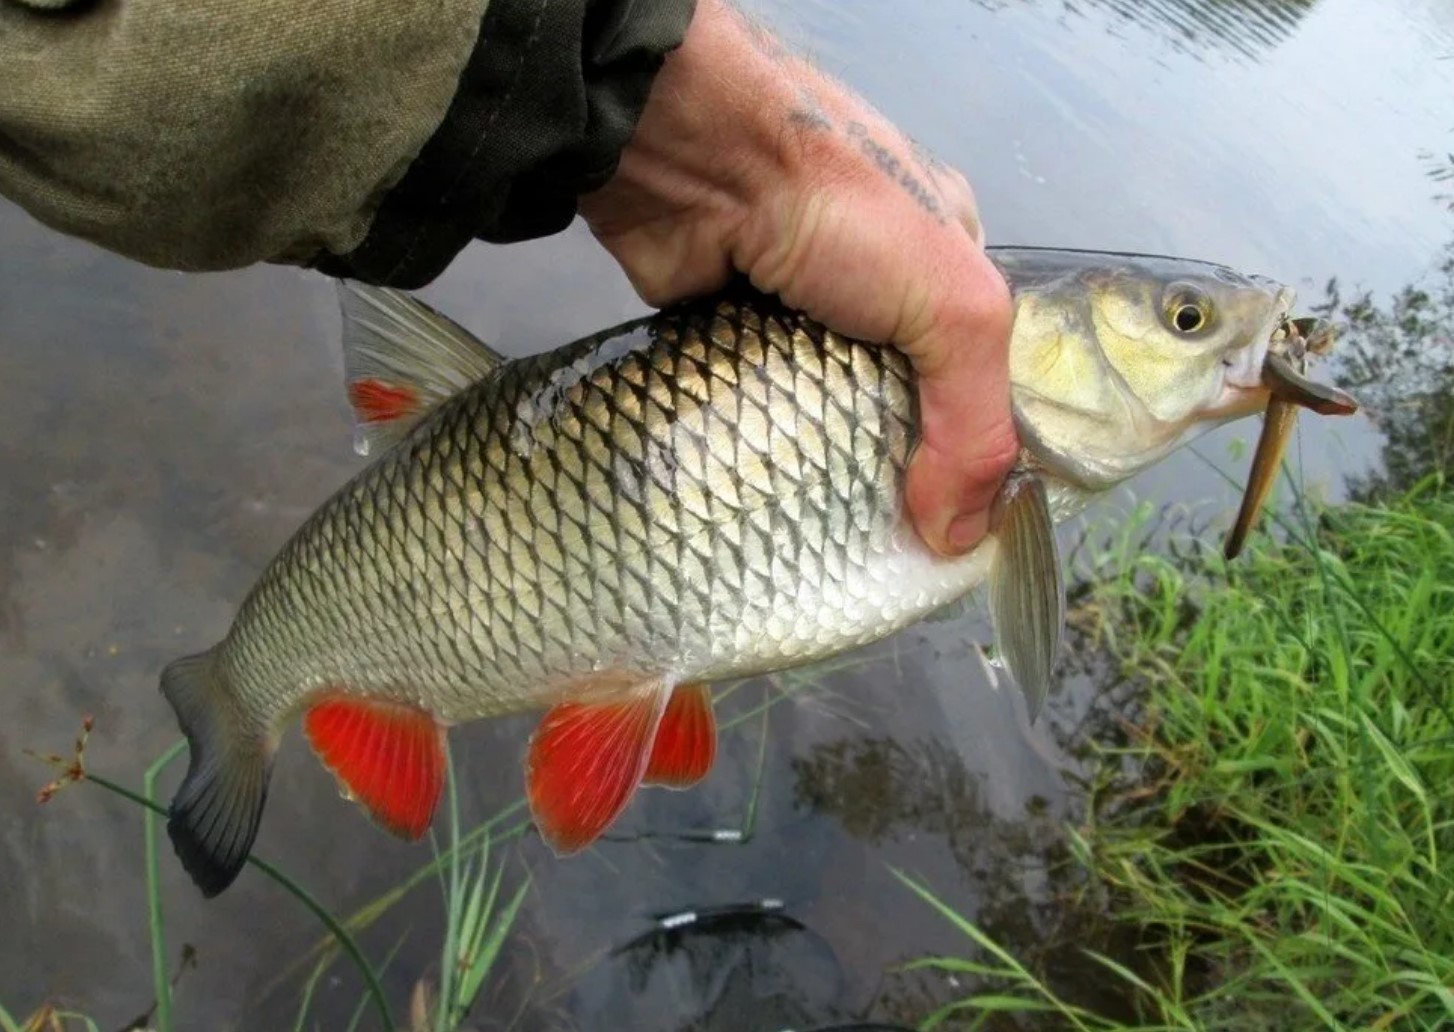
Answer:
[335,280,509,456]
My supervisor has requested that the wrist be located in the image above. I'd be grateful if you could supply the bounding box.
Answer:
[579,0,812,262]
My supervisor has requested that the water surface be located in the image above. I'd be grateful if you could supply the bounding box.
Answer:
[2,0,1452,1026]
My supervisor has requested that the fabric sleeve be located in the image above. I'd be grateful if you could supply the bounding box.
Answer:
[0,0,697,287]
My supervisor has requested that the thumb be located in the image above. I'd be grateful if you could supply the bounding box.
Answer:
[900,252,1020,556]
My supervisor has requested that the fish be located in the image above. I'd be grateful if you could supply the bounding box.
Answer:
[157,247,1353,897]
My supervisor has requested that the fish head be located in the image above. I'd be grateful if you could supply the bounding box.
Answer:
[994,248,1295,491]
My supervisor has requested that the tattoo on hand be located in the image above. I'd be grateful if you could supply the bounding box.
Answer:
[846,121,946,222]
[908,136,947,185]
[788,87,833,131]
[771,60,949,225]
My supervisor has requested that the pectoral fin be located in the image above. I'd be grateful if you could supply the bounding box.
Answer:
[987,474,1065,723]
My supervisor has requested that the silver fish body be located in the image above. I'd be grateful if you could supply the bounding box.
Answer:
[229,296,974,723]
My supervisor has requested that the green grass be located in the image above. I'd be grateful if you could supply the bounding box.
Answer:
[902,473,1454,1030]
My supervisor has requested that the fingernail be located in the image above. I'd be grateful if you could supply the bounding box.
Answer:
[947,514,979,554]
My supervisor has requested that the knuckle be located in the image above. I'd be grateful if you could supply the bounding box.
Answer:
[743,186,846,299]
[923,253,1014,351]
[942,165,975,201]
[958,258,1015,334]
[978,420,1023,478]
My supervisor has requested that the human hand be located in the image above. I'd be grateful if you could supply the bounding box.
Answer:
[579,0,1018,557]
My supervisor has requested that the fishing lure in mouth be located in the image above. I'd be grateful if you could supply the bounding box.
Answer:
[1224,316,1359,560]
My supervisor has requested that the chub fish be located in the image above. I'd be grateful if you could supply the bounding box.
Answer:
[158,247,1355,896]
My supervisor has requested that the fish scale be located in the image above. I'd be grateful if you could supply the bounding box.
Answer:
[217,296,938,729]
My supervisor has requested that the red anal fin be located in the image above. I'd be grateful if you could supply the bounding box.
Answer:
[303,693,445,840]
[347,378,421,425]
[526,680,668,855]
[644,682,716,789]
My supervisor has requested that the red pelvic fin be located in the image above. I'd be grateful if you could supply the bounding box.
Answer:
[303,693,445,840]
[525,680,668,855]
[644,682,716,789]
[347,378,421,425]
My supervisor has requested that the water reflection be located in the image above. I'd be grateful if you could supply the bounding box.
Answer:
[1316,236,1454,499]
[793,737,985,865]
[1422,149,1454,211]
[560,899,858,1031]
[980,0,1322,60]
[1088,0,1317,58]
[790,731,1153,1023]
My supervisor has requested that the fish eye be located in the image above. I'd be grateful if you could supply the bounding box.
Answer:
[1173,303,1205,333]
[1163,283,1213,336]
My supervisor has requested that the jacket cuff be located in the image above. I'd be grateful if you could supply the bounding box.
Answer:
[315,0,698,289]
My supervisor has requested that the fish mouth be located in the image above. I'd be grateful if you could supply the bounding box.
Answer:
[1220,284,1295,398]
[1221,307,1361,560]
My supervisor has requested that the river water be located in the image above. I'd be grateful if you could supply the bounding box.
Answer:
[2,0,1451,1027]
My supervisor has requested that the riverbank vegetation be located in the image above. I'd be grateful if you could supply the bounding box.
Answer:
[908,472,1454,1030]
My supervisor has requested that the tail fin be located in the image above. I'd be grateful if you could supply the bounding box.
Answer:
[160,652,274,898]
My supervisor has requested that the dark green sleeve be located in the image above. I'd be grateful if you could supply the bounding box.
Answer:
[0,0,697,287]
[315,0,698,288]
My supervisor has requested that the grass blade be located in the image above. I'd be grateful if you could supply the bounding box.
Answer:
[453,872,530,1023]
[143,739,187,1032]
[434,746,462,1032]
[291,954,333,1032]
[344,933,410,1032]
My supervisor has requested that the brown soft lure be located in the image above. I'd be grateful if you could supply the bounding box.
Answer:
[1224,318,1360,559]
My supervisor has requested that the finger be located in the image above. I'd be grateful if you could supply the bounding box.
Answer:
[901,255,1019,556]
[901,135,985,246]
[936,165,987,247]
[727,125,1019,556]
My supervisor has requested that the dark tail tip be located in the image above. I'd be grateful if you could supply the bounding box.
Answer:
[167,808,257,898]
[161,653,273,898]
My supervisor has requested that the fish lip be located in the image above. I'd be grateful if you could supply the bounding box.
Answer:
[1214,284,1296,410]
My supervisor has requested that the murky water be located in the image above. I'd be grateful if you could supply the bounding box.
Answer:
[3,0,1452,1027]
